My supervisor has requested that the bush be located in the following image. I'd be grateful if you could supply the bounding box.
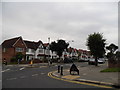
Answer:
[10,57,17,62]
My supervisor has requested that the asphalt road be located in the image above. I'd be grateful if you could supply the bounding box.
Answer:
[2,63,111,89]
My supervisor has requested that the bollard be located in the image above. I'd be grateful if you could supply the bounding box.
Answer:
[60,65,63,75]
[5,62,7,65]
[58,65,60,73]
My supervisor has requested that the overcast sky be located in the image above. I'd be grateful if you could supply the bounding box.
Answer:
[1,1,118,50]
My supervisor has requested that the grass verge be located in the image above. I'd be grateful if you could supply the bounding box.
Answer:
[100,68,120,72]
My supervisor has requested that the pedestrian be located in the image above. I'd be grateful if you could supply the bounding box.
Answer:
[3,58,7,65]
[50,59,52,65]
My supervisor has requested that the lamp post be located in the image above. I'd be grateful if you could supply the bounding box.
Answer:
[48,37,51,66]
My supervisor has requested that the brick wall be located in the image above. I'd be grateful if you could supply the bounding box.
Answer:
[14,38,26,56]
[108,60,120,68]
[2,38,26,63]
[2,48,15,62]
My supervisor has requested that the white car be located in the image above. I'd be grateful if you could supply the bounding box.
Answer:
[98,58,105,64]
[88,58,105,65]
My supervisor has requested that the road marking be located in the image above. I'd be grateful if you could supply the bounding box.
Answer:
[41,73,45,75]
[40,66,47,68]
[7,78,17,80]
[19,67,25,70]
[32,74,38,76]
[48,71,113,89]
[83,73,87,75]
[1,69,10,72]
[62,75,80,80]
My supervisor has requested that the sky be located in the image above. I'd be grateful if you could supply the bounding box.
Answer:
[1,0,119,50]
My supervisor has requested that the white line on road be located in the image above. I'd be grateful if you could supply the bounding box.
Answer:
[32,74,38,76]
[1,69,10,72]
[19,67,25,70]
[7,78,17,80]
[41,73,45,75]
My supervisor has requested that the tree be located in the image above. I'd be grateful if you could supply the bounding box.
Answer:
[86,32,106,66]
[56,39,69,58]
[106,43,118,60]
[106,43,118,54]
[50,39,69,62]
[106,44,118,64]
[115,51,120,61]
[49,41,57,59]
[16,52,24,61]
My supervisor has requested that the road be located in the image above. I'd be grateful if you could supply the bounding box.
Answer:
[2,63,111,89]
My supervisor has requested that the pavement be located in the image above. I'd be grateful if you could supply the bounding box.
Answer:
[49,62,120,89]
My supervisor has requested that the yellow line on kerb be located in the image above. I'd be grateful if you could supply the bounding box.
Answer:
[48,71,113,89]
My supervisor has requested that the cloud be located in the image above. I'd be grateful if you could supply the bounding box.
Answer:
[2,2,118,49]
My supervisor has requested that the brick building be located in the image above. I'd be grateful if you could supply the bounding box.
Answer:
[1,36,27,63]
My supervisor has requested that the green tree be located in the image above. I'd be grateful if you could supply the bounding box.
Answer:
[115,51,120,60]
[49,41,57,59]
[16,52,24,61]
[106,43,118,54]
[86,32,106,66]
[50,39,69,62]
[106,43,118,60]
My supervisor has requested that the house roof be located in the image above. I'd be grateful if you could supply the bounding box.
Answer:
[24,40,43,50]
[43,43,49,47]
[43,43,49,48]
[2,37,22,48]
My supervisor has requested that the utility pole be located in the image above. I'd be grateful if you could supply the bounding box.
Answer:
[48,37,51,66]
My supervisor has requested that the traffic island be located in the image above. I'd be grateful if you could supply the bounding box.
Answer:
[48,69,115,89]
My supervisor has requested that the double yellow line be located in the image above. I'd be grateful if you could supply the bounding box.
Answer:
[48,71,113,89]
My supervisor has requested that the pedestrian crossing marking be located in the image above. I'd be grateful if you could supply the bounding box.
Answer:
[62,75,80,80]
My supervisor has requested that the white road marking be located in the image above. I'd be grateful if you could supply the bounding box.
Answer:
[41,73,45,75]
[83,73,87,75]
[32,74,38,76]
[7,78,17,80]
[1,69,10,72]
[19,67,25,70]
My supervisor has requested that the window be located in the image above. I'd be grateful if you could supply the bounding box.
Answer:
[39,49,43,53]
[3,48,6,52]
[26,49,29,52]
[16,48,24,52]
[31,49,35,52]
[46,50,50,54]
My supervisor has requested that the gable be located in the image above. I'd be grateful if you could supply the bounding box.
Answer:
[13,37,27,48]
[2,37,20,48]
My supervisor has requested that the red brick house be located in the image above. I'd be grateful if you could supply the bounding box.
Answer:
[1,36,27,63]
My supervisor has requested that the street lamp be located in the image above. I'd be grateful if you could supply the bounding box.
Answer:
[48,37,51,66]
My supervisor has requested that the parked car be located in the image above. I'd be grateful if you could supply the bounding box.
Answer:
[98,58,105,64]
[88,58,105,65]
[79,55,89,62]
[88,58,95,65]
